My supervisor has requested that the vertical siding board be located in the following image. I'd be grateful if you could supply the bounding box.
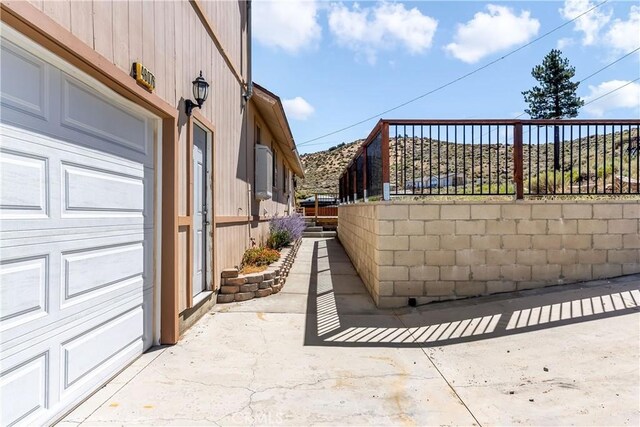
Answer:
[173,0,182,108]
[128,0,143,63]
[112,0,129,73]
[154,0,166,101]
[70,0,94,48]
[92,0,114,63]
[165,0,176,107]
[141,0,154,78]
[43,0,71,31]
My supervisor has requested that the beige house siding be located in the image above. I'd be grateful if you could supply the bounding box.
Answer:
[339,200,640,308]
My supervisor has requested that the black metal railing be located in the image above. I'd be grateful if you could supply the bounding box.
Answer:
[338,119,640,201]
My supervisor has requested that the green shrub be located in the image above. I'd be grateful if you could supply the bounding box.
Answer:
[241,247,280,267]
[267,229,291,250]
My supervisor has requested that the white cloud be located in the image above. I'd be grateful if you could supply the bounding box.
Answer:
[603,5,640,53]
[283,97,315,120]
[444,5,540,63]
[559,0,611,46]
[327,1,437,64]
[557,37,575,50]
[253,0,321,53]
[583,80,640,116]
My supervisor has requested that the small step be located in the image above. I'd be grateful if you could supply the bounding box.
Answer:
[302,231,337,238]
[305,226,323,232]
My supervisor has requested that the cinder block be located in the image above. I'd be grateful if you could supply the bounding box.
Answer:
[394,250,424,266]
[531,204,561,219]
[471,204,501,219]
[623,204,640,219]
[379,236,409,250]
[561,264,591,281]
[516,249,547,265]
[531,264,562,281]
[410,265,439,281]
[425,281,455,296]
[378,266,409,281]
[608,219,638,234]
[394,220,424,235]
[562,204,592,219]
[424,250,456,266]
[375,250,394,266]
[378,204,409,220]
[379,281,394,296]
[547,249,577,265]
[423,220,455,235]
[486,249,516,265]
[455,281,486,296]
[623,234,640,249]
[532,235,562,249]
[562,235,591,250]
[470,265,501,281]
[220,285,239,294]
[234,292,255,302]
[456,249,486,266]
[455,220,486,235]
[440,266,471,281]
[410,235,440,250]
[502,235,531,249]
[255,288,273,298]
[240,283,259,293]
[608,249,638,264]
[486,219,516,234]
[578,250,607,264]
[500,265,531,281]
[217,293,235,303]
[487,280,516,294]
[441,205,470,219]
[471,235,501,250]
[548,219,577,234]
[592,264,621,279]
[622,263,640,275]
[394,281,425,296]
[593,204,622,219]
[502,204,531,219]
[244,274,264,284]
[441,235,470,250]
[376,220,394,235]
[593,234,622,249]
[517,220,547,235]
[409,205,440,220]
[578,220,608,234]
[224,277,248,286]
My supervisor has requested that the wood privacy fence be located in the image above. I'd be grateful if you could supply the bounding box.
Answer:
[300,193,339,218]
[338,119,640,201]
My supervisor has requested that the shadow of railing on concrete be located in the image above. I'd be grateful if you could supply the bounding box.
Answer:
[303,239,640,348]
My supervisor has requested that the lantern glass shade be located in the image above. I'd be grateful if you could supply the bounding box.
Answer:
[192,71,209,107]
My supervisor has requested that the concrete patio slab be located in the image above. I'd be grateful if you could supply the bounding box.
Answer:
[61,237,640,426]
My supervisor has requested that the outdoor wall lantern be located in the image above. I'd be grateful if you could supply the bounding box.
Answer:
[185,71,210,116]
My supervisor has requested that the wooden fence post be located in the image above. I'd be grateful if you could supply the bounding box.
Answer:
[314,192,319,221]
[513,121,524,199]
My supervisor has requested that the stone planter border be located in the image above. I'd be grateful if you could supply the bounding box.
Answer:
[217,239,302,303]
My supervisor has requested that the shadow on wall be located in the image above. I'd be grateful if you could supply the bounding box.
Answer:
[303,239,640,348]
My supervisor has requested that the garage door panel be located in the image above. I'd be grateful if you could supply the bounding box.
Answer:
[61,75,149,156]
[0,40,48,121]
[0,255,48,327]
[61,306,144,389]
[1,230,151,348]
[0,149,49,219]
[0,352,49,427]
[62,162,144,215]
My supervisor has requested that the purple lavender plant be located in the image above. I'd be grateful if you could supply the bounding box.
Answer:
[269,213,305,244]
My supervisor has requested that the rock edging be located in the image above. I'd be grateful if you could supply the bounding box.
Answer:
[217,239,302,303]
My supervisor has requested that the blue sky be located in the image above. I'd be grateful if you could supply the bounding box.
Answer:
[252,0,640,154]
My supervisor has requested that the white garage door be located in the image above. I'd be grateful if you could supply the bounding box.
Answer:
[0,28,157,426]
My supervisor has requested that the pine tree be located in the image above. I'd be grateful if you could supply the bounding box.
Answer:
[522,49,584,170]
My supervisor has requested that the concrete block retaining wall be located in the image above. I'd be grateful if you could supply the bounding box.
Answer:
[217,239,301,303]
[338,200,640,308]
